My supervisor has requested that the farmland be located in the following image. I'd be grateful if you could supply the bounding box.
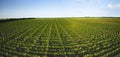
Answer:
[0,18,120,57]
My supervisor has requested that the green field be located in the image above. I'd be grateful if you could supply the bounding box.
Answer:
[0,18,120,57]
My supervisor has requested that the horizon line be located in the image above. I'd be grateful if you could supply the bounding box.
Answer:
[0,16,120,19]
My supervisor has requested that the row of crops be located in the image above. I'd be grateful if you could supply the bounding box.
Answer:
[0,18,120,57]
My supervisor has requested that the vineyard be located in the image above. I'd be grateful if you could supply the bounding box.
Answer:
[0,18,120,57]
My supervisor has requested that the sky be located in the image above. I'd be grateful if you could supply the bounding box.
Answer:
[0,0,120,18]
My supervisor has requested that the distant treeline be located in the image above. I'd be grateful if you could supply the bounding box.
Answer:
[0,18,35,23]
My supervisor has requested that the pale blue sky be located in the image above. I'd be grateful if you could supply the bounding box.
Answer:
[0,0,120,18]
